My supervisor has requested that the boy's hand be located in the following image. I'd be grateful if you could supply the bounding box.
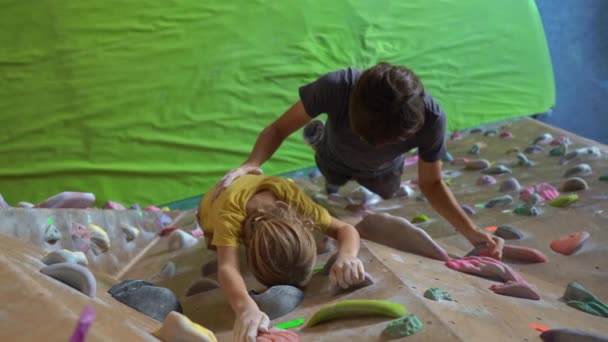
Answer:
[212,165,263,201]
[462,228,504,260]
[330,255,366,289]
[234,307,270,342]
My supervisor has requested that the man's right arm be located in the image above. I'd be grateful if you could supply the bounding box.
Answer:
[242,100,311,168]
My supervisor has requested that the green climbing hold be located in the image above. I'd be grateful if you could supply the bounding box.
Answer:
[423,288,453,301]
[549,194,579,208]
[549,144,568,157]
[416,194,427,202]
[563,282,608,317]
[275,318,305,330]
[411,214,429,224]
[382,313,424,338]
[599,174,608,182]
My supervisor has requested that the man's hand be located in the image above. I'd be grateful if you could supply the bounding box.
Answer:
[212,165,263,201]
[234,307,270,342]
[462,228,505,260]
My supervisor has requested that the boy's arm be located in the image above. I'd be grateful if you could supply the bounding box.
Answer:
[325,218,365,288]
[417,160,504,259]
[217,246,270,341]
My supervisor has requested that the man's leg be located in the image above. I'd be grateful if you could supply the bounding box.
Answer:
[314,153,350,195]
[356,166,403,200]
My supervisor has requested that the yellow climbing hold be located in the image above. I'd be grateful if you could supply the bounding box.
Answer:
[153,311,217,342]
[88,224,110,253]
[161,206,171,212]
[306,299,407,327]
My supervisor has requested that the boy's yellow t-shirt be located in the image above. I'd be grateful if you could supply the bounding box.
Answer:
[198,175,332,247]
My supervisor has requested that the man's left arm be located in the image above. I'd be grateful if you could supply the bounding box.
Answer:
[417,159,504,259]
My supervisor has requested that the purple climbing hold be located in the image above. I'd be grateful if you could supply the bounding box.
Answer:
[524,145,544,154]
[495,225,524,240]
[476,175,497,186]
[70,306,96,342]
[35,192,95,209]
[460,205,476,216]
[499,178,521,192]
[0,194,11,208]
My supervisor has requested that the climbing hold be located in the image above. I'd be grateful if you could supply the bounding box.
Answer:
[382,314,423,338]
[70,306,96,342]
[499,131,513,139]
[468,143,481,155]
[561,177,589,192]
[0,194,10,208]
[394,184,415,198]
[250,285,304,320]
[103,201,126,210]
[441,151,453,163]
[161,207,170,212]
[153,311,218,342]
[465,159,490,171]
[450,131,463,140]
[309,169,322,179]
[484,195,513,208]
[88,224,110,254]
[469,128,483,134]
[44,222,62,245]
[40,262,96,297]
[484,129,498,137]
[350,186,382,206]
[563,163,592,178]
[168,229,198,251]
[550,231,590,256]
[561,147,602,165]
[495,225,524,240]
[160,226,180,237]
[130,203,142,211]
[549,194,579,208]
[411,214,429,223]
[499,178,522,192]
[460,204,476,216]
[185,278,219,297]
[516,152,535,167]
[533,133,553,145]
[467,244,547,263]
[321,254,338,276]
[506,148,519,154]
[35,192,95,209]
[257,329,300,342]
[450,157,469,166]
[520,183,560,202]
[423,288,453,301]
[42,249,88,266]
[562,282,608,318]
[120,223,140,242]
[416,193,427,202]
[481,165,512,175]
[550,136,572,146]
[17,201,34,208]
[525,193,542,207]
[143,205,161,211]
[306,300,407,327]
[70,223,91,253]
[200,258,218,276]
[513,204,539,216]
[476,175,497,186]
[524,145,544,154]
[599,174,608,182]
[549,144,568,157]
[541,328,608,342]
[158,262,176,280]
[108,280,182,321]
[332,273,375,295]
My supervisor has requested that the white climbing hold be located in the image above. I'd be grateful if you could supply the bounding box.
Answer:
[42,249,88,266]
[394,184,415,198]
[17,201,34,208]
[88,224,110,254]
[350,186,382,206]
[120,223,140,242]
[168,230,198,251]
[563,164,592,178]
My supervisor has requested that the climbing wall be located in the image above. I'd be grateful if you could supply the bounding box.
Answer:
[1,117,607,341]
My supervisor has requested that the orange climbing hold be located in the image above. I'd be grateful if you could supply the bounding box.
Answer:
[530,323,550,332]
[550,231,590,256]
[485,226,498,232]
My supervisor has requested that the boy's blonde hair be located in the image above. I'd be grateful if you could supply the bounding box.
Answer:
[242,202,317,287]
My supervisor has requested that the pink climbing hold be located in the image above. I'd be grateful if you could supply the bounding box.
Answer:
[499,131,513,139]
[519,183,560,202]
[190,226,204,239]
[143,205,162,211]
[450,131,463,140]
[550,231,590,256]
[469,245,547,263]
[103,201,126,210]
[550,136,572,146]
[70,223,91,253]
[35,192,96,209]
[446,256,540,300]
[70,306,96,342]
[403,156,419,168]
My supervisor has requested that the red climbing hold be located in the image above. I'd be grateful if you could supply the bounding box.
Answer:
[550,231,590,255]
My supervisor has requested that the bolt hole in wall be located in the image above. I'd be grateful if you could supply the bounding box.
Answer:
[533,0,608,143]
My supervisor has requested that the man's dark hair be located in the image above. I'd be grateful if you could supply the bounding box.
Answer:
[350,62,425,146]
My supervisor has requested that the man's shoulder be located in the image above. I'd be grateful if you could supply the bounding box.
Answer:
[423,93,446,118]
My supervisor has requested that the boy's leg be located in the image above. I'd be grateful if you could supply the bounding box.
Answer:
[356,166,403,200]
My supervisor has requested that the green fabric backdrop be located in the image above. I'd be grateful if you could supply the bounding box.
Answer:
[0,0,554,206]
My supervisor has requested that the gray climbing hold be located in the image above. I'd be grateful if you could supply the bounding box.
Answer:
[40,262,96,297]
[499,178,521,192]
[484,129,497,137]
[468,144,481,155]
[441,151,453,163]
[168,230,198,251]
[44,223,62,245]
[460,205,476,216]
[533,133,553,145]
[120,223,139,242]
[563,164,592,178]
[524,145,544,154]
[185,277,219,297]
[394,184,415,198]
[200,258,218,276]
[42,249,88,266]
[350,186,382,206]
[130,203,142,211]
[561,177,589,192]
[321,254,338,276]
[540,328,608,342]
[249,285,304,320]
[516,152,535,167]
[465,159,490,171]
[17,201,34,208]
[0,194,10,208]
[481,165,512,175]
[332,273,375,295]
[152,262,176,281]
[549,144,568,157]
[308,169,322,179]
[108,280,182,321]
[469,128,483,134]
[484,195,513,208]
[495,225,524,240]
[476,175,497,186]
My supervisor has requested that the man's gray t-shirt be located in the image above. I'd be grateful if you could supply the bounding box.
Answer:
[299,67,447,179]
